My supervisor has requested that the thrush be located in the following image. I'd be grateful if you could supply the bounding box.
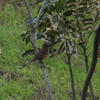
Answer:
[30,42,50,63]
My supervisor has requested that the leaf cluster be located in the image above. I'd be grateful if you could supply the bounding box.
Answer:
[21,0,100,58]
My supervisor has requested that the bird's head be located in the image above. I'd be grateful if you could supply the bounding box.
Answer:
[42,42,51,48]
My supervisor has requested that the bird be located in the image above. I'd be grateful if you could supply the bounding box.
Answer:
[30,42,50,63]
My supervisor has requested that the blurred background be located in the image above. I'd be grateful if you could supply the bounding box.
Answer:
[0,0,100,100]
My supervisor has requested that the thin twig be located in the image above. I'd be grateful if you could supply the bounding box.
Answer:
[64,55,76,100]
[35,0,49,30]
[39,61,54,100]
[81,25,100,100]
[24,0,37,51]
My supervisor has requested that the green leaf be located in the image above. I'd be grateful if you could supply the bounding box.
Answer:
[66,0,76,3]
[65,3,76,9]
[64,10,75,16]
[77,6,87,12]
[24,35,31,44]
[81,18,93,22]
[19,31,30,38]
[55,0,64,12]
[22,49,35,57]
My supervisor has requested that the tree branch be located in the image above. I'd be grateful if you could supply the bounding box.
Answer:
[24,0,54,99]
[82,46,95,100]
[64,55,76,100]
[80,25,100,100]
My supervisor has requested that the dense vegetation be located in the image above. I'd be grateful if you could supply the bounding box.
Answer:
[0,0,100,100]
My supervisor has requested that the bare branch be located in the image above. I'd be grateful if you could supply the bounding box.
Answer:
[35,0,50,30]
[64,55,76,100]
[24,0,37,51]
[24,0,54,99]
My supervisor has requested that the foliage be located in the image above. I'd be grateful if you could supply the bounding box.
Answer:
[21,0,100,58]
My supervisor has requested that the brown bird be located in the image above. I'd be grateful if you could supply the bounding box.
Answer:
[30,42,50,63]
